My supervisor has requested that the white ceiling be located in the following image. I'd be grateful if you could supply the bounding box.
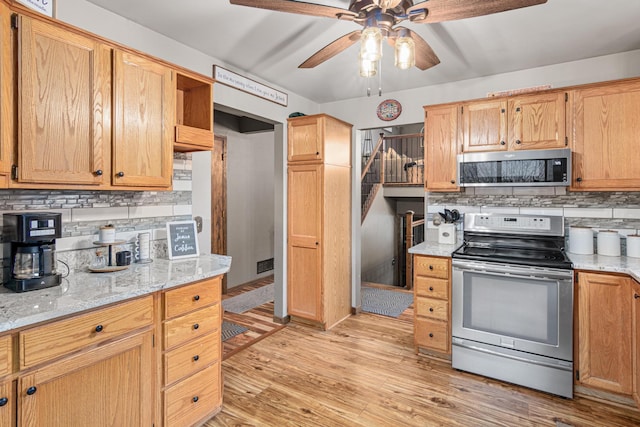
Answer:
[85,0,640,104]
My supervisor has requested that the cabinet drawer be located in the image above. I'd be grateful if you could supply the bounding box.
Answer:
[164,332,219,386]
[414,256,449,279]
[164,304,220,350]
[415,297,449,321]
[414,277,449,300]
[20,296,153,369]
[164,363,220,427]
[415,318,449,353]
[164,276,221,319]
[0,336,12,377]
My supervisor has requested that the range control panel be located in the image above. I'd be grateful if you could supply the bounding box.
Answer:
[465,213,564,236]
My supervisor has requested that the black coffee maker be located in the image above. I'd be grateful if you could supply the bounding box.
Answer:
[4,212,62,292]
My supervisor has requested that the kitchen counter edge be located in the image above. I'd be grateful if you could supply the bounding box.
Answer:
[0,254,231,333]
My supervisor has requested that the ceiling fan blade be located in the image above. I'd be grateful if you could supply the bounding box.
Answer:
[299,31,361,68]
[230,0,357,20]
[408,0,547,23]
[403,28,440,70]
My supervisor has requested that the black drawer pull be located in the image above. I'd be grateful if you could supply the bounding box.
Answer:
[94,169,103,176]
[95,325,104,333]
[429,308,434,312]
[634,293,640,299]
[429,286,434,291]
[116,171,124,177]
[428,265,433,270]
[193,323,199,330]
[429,333,434,338]
[515,139,522,145]
[194,295,200,301]
[193,355,200,362]
[500,141,505,145]
[0,397,7,406]
[26,386,37,396]
[192,396,199,403]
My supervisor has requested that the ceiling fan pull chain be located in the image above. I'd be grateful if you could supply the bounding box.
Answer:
[378,59,383,96]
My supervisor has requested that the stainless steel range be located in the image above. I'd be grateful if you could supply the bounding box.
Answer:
[451,213,574,398]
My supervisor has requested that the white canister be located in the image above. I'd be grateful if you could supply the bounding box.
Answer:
[597,230,621,257]
[627,234,640,258]
[568,227,594,255]
[438,223,457,245]
[99,225,116,243]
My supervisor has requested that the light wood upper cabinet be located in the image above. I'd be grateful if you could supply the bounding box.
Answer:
[462,92,566,153]
[173,72,213,152]
[508,92,566,150]
[0,1,12,183]
[424,104,460,191]
[288,116,323,163]
[17,15,111,186]
[571,79,640,190]
[462,99,508,152]
[113,50,174,188]
[577,272,633,395]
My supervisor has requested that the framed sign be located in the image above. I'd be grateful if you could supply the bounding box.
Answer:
[15,0,55,17]
[213,65,288,106]
[166,221,200,260]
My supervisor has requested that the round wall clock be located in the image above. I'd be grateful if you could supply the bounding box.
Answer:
[376,99,402,121]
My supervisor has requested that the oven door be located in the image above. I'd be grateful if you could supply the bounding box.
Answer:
[452,259,573,362]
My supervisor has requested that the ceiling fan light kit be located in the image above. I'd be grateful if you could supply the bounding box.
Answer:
[359,56,378,77]
[360,23,383,62]
[394,28,415,70]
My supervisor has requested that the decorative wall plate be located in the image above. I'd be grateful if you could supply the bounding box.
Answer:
[376,99,402,121]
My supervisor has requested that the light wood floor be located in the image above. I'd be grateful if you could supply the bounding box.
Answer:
[205,311,640,427]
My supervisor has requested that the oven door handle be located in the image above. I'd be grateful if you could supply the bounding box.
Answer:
[452,260,573,281]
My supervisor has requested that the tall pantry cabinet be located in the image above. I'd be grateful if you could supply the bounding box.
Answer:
[287,114,352,330]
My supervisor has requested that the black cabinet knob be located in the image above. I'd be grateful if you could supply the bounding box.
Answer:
[94,169,103,176]
[450,180,455,184]
[0,397,7,407]
[193,295,200,301]
[429,308,434,312]
[193,355,200,361]
[515,140,522,145]
[429,286,434,291]
[95,325,104,333]
[315,242,319,246]
[428,265,433,270]
[315,151,319,155]
[192,396,199,403]
[193,323,199,330]
[26,386,37,396]
[634,293,640,299]
[116,171,124,177]
[429,333,434,338]
[500,141,505,145]
[576,177,583,183]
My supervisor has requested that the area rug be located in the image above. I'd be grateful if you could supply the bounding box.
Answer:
[221,321,249,342]
[361,287,413,318]
[222,283,275,314]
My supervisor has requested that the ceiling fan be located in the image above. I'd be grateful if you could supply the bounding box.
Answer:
[229,0,547,74]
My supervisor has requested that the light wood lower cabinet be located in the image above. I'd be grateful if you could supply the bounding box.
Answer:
[162,276,222,426]
[18,331,154,427]
[633,279,640,407]
[576,272,633,395]
[413,255,451,357]
[0,381,13,427]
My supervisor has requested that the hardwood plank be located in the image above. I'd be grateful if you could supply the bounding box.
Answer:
[205,312,640,427]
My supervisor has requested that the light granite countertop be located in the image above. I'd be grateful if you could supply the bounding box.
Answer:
[0,254,231,333]
[408,239,464,257]
[567,253,640,282]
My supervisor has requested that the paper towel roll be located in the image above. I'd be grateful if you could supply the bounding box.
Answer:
[569,227,594,255]
[627,234,640,258]
[597,230,621,257]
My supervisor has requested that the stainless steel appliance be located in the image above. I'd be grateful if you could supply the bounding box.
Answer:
[4,212,62,293]
[451,213,574,398]
[456,148,571,187]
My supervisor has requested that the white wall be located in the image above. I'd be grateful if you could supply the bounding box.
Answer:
[361,191,397,285]
[214,126,275,288]
[192,151,211,255]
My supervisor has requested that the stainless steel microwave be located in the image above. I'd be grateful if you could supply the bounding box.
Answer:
[456,148,571,187]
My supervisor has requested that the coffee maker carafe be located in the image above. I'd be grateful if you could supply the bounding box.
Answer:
[4,213,62,292]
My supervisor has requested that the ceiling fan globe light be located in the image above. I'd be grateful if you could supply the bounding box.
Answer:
[359,57,377,77]
[360,26,383,61]
[395,36,415,70]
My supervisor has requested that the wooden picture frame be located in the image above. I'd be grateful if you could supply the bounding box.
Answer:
[166,220,200,260]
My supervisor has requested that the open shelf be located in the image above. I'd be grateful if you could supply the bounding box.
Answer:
[174,72,214,152]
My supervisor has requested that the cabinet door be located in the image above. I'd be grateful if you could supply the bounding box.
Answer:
[18,331,154,427]
[424,105,460,191]
[577,272,632,395]
[461,99,507,152]
[18,16,110,185]
[0,2,12,180]
[0,381,13,427]
[571,80,640,190]
[288,116,323,163]
[633,280,640,407]
[287,164,322,321]
[508,92,566,150]
[113,50,173,188]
